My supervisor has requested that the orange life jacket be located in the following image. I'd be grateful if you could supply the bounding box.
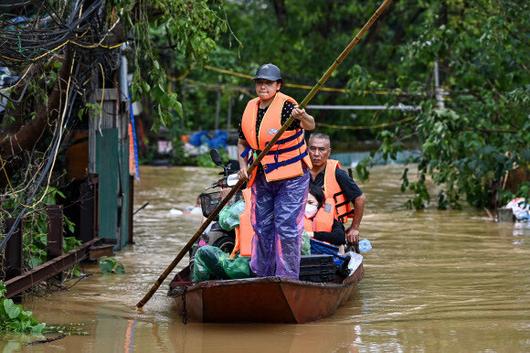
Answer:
[241,92,312,187]
[303,217,314,232]
[312,159,354,232]
[230,188,254,258]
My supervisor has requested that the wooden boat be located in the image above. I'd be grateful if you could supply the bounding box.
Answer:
[167,260,364,324]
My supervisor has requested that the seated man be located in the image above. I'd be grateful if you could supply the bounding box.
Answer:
[308,133,365,245]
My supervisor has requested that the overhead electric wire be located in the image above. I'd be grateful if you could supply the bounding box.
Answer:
[318,116,416,130]
[202,64,423,97]
[0,0,120,250]
[0,0,113,64]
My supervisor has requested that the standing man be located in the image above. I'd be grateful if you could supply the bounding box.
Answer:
[237,63,315,279]
[308,133,365,245]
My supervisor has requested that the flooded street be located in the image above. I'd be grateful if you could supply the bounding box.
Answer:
[6,165,530,353]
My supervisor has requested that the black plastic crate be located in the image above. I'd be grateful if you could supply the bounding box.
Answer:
[299,255,336,283]
[299,273,336,283]
[300,264,336,275]
[300,254,335,267]
[299,264,336,282]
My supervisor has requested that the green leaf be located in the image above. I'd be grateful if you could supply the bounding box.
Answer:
[174,100,183,117]
[29,256,44,268]
[114,263,125,274]
[3,299,21,319]
[98,257,114,274]
[98,257,125,274]
[0,282,6,298]
[32,323,46,334]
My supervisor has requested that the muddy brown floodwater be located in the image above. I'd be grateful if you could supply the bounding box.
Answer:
[3,165,530,353]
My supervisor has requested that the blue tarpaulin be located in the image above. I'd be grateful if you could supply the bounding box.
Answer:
[189,130,209,146]
[208,130,228,149]
[189,130,228,149]
[310,238,347,266]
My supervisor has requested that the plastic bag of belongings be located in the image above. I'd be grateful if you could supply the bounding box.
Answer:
[192,245,251,282]
[504,198,530,221]
[310,238,364,277]
[218,200,245,231]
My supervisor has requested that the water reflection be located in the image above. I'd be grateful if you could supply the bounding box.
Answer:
[1,165,528,353]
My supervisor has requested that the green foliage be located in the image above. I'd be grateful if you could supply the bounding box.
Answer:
[391,1,529,209]
[98,257,125,274]
[169,140,193,166]
[195,153,216,168]
[212,0,529,210]
[0,186,81,271]
[498,181,530,207]
[106,0,529,210]
[355,156,371,182]
[194,149,229,168]
[19,187,80,269]
[0,282,45,334]
[109,0,226,133]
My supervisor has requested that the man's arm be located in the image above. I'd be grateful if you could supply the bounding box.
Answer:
[346,194,365,243]
[335,168,365,243]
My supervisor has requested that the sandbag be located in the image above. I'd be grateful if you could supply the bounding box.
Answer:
[192,245,251,282]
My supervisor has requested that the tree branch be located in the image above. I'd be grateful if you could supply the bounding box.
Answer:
[0,47,73,160]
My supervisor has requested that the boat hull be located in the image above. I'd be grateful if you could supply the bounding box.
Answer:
[169,264,364,323]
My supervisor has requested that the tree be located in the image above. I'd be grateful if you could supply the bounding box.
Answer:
[184,0,529,209]
[0,0,226,245]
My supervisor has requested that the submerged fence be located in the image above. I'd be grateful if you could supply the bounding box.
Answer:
[1,176,114,298]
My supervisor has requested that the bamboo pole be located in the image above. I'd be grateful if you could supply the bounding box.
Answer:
[136,0,393,309]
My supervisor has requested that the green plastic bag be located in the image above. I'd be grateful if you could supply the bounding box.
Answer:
[301,231,311,255]
[218,200,245,231]
[192,245,251,282]
[225,256,251,279]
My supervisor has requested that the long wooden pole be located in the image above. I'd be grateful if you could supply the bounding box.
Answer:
[136,0,393,309]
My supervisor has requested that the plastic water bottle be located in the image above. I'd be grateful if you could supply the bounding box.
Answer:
[358,239,372,253]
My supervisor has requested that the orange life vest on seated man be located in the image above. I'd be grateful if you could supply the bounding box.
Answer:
[311,159,354,232]
[241,92,312,187]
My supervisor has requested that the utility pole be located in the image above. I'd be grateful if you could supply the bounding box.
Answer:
[214,88,221,130]
[214,76,222,130]
[434,60,445,109]
[226,96,232,130]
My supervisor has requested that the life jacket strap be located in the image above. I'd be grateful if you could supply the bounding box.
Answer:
[333,191,345,201]
[338,209,355,222]
[267,139,305,155]
[335,200,350,208]
[240,146,251,159]
[263,150,308,174]
[275,129,304,144]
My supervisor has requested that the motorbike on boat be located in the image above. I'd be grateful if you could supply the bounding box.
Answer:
[190,149,242,258]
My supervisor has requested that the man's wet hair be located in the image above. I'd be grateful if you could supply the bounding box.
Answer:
[308,132,331,147]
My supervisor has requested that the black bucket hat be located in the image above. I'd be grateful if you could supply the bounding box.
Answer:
[253,63,282,82]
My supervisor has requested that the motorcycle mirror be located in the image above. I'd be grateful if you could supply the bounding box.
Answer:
[209,149,223,166]
[226,173,239,187]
